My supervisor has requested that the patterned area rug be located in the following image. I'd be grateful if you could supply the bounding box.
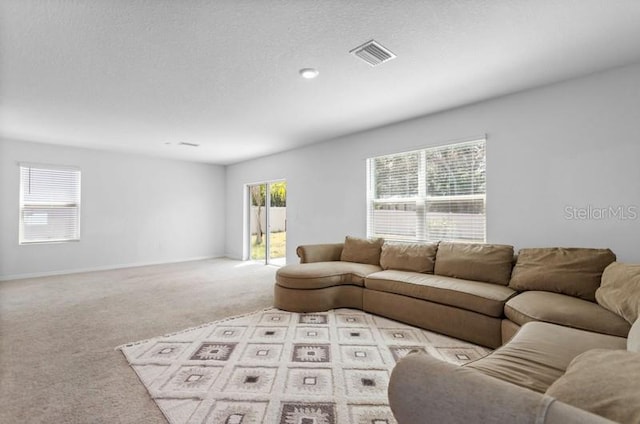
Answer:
[118,308,491,424]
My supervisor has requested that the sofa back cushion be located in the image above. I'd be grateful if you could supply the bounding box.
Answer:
[434,242,514,285]
[596,262,640,324]
[340,236,384,265]
[380,242,438,273]
[509,247,616,301]
[545,349,640,424]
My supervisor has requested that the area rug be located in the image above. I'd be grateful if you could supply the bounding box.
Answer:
[118,308,491,424]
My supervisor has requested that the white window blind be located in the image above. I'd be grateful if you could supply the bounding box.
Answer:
[367,139,486,243]
[19,163,81,244]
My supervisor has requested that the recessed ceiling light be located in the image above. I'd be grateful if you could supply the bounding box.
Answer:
[299,68,319,79]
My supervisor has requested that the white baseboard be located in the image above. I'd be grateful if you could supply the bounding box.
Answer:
[224,252,244,261]
[0,254,228,281]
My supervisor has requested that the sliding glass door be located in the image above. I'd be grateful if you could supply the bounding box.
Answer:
[248,181,286,265]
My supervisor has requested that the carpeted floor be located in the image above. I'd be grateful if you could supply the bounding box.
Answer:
[0,258,276,424]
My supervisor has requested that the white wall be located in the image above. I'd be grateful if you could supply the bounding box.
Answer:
[226,63,640,264]
[0,139,226,279]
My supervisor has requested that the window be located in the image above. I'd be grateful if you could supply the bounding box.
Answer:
[19,163,81,244]
[367,139,486,243]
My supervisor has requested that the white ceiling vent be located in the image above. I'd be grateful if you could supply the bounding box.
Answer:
[350,40,396,67]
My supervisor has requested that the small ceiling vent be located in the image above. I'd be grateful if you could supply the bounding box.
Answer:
[350,40,396,67]
[178,142,200,147]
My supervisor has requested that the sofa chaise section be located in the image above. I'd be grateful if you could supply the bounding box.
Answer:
[274,261,381,311]
[274,238,384,312]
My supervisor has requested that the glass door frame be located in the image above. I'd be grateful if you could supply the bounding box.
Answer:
[245,180,286,265]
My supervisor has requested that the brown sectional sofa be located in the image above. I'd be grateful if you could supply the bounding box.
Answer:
[274,236,640,423]
[274,237,629,348]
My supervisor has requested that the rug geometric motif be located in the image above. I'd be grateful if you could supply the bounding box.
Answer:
[119,308,491,424]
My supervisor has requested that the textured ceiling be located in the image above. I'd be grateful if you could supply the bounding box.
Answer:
[2,0,640,165]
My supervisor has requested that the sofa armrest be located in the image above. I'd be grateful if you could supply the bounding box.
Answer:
[296,243,343,263]
[388,353,615,424]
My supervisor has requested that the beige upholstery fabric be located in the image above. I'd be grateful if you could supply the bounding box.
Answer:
[379,242,438,273]
[340,236,384,265]
[545,349,640,424]
[501,319,521,344]
[505,291,630,337]
[596,262,640,324]
[509,247,616,301]
[629,319,640,352]
[273,284,362,312]
[365,270,516,317]
[388,352,615,424]
[276,262,381,289]
[466,322,627,393]
[296,243,343,263]
[544,401,618,424]
[363,288,502,348]
[434,242,514,285]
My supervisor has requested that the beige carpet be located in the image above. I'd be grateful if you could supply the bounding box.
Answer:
[119,308,491,424]
[0,258,276,424]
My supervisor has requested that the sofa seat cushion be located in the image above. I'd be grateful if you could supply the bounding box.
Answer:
[545,349,640,424]
[276,262,382,289]
[364,270,516,317]
[505,291,630,337]
[466,322,627,393]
